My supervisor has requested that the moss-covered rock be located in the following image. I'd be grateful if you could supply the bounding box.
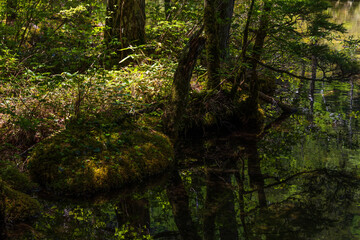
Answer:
[28,118,174,195]
[2,180,41,223]
[0,163,40,224]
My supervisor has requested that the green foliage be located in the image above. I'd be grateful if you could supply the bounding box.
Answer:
[230,0,359,83]
[32,202,120,239]
[0,59,174,162]
[146,20,189,57]
[0,0,105,73]
[115,224,152,240]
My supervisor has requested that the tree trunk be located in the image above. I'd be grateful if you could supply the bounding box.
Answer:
[235,172,249,239]
[309,54,317,115]
[105,0,145,61]
[165,27,205,137]
[217,0,235,60]
[248,0,272,111]
[348,80,354,150]
[231,0,256,96]
[204,0,235,89]
[205,0,221,90]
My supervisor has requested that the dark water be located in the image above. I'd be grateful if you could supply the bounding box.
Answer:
[12,3,360,240]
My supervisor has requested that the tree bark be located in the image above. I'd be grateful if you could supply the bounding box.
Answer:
[235,172,249,240]
[217,0,235,60]
[231,0,256,96]
[204,0,235,89]
[258,91,297,113]
[248,0,272,112]
[165,27,205,137]
[105,0,145,60]
[309,53,317,115]
[205,0,221,90]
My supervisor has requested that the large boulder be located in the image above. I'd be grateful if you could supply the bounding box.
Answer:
[28,118,174,195]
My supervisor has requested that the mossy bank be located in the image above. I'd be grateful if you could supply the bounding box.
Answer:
[0,164,40,224]
[28,117,174,196]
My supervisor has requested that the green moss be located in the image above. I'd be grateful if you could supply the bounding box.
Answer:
[3,181,40,222]
[0,163,37,193]
[0,166,40,224]
[28,118,174,195]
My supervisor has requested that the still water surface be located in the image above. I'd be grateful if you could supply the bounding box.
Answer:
[330,0,360,38]
[14,2,360,240]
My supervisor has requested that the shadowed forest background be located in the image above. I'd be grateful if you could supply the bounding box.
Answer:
[1,0,360,239]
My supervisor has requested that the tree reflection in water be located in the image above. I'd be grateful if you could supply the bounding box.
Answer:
[162,111,360,240]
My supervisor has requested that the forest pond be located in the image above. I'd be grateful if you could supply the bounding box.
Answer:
[12,2,360,240]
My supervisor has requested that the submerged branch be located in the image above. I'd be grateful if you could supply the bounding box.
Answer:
[244,170,320,194]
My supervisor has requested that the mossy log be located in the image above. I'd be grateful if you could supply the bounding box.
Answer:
[28,119,174,196]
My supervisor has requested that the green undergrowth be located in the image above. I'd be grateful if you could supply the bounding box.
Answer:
[28,114,174,196]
